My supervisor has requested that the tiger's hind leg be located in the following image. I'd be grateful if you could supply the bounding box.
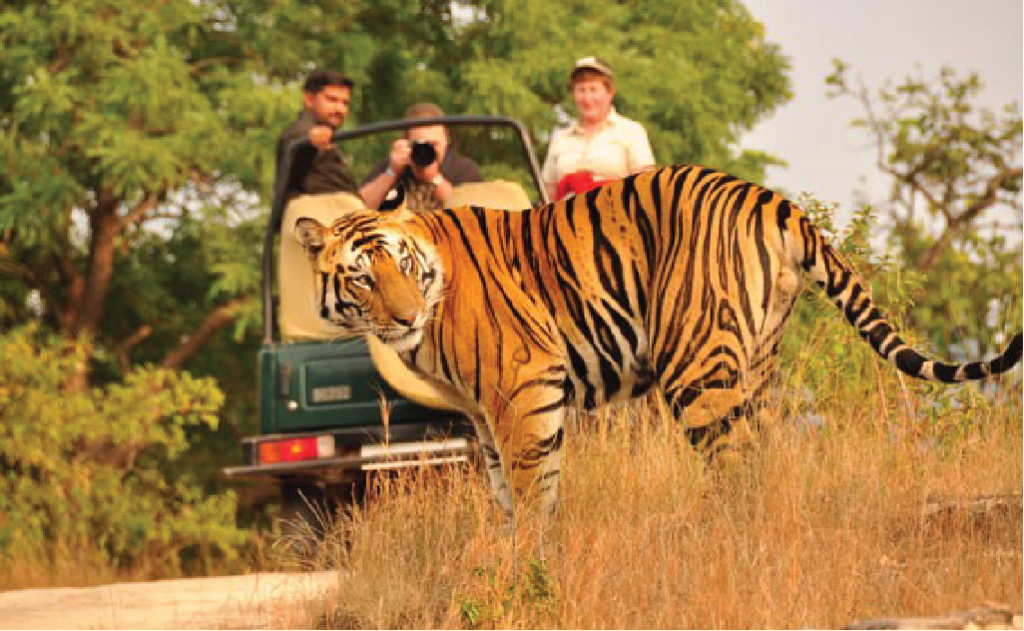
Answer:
[656,244,800,460]
[681,389,764,460]
[659,358,772,460]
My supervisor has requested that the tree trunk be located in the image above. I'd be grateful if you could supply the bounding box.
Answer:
[71,192,120,339]
[63,191,120,392]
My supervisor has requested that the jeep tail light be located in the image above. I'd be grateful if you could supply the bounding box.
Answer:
[259,435,335,464]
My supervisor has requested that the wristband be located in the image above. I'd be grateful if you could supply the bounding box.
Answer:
[385,165,397,178]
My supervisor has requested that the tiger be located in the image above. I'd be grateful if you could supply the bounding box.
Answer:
[293,164,1023,518]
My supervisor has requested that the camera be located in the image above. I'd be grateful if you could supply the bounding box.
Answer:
[410,140,438,168]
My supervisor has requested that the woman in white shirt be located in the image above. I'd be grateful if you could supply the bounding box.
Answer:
[541,56,656,201]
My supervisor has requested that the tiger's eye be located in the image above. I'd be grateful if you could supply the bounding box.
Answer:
[352,274,374,289]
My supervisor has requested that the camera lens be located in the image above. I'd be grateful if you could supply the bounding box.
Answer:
[410,141,437,168]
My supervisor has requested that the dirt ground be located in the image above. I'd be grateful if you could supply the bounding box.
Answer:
[0,571,338,630]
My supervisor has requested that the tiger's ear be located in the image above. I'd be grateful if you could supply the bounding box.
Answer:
[294,217,326,259]
[378,181,407,212]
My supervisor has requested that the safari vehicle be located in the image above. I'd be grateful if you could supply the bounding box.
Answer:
[222,115,550,517]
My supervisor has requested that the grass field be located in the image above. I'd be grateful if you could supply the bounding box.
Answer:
[311,379,1022,629]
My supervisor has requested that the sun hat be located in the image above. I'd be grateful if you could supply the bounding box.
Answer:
[571,56,614,81]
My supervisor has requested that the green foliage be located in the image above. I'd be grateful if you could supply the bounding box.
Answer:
[777,197,940,417]
[0,325,249,572]
[460,558,556,629]
[332,0,793,189]
[888,223,1022,358]
[826,61,1022,359]
[0,0,791,368]
[0,0,285,363]
[428,0,792,182]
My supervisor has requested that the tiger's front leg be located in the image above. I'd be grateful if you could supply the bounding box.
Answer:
[506,406,566,517]
[469,413,513,520]
[485,368,569,518]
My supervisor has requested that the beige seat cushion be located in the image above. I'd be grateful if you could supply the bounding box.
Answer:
[447,180,531,210]
[279,192,366,341]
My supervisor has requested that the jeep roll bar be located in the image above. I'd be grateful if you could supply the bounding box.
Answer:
[263,115,550,344]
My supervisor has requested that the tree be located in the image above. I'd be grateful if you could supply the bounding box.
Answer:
[0,1,294,389]
[0,0,790,390]
[827,61,1022,357]
[352,0,792,182]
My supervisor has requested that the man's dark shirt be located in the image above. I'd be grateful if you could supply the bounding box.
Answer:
[362,147,483,211]
[276,110,359,202]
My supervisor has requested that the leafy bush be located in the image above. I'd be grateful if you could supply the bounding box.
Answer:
[827,62,1023,360]
[774,200,911,411]
[0,325,249,574]
[776,198,1018,426]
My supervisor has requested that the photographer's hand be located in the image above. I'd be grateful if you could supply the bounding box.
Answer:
[389,139,411,175]
[358,139,413,210]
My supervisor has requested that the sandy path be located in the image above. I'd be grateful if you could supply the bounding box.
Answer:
[0,571,338,630]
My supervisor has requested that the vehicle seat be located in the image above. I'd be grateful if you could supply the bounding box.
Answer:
[448,180,531,210]
[279,192,366,342]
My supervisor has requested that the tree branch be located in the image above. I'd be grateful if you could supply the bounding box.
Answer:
[0,255,65,326]
[919,167,1023,270]
[47,41,74,75]
[55,251,84,332]
[113,325,154,370]
[960,167,1022,224]
[123,194,160,228]
[161,299,248,370]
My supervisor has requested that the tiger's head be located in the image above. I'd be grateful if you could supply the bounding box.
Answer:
[293,210,443,353]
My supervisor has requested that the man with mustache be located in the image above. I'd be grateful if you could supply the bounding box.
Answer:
[276,68,359,204]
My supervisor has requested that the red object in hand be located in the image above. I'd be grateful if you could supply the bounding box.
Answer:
[556,171,611,200]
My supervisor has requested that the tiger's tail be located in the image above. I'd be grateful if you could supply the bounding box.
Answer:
[780,202,1022,383]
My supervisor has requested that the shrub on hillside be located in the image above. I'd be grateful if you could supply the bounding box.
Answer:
[0,325,248,574]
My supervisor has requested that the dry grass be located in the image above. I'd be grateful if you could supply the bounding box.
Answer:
[0,546,126,591]
[313,382,1022,629]
[0,527,280,592]
[4,378,1016,630]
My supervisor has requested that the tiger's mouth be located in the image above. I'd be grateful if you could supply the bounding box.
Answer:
[380,327,423,353]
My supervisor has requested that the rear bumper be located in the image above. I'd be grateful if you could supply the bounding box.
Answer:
[221,421,476,482]
[222,437,474,480]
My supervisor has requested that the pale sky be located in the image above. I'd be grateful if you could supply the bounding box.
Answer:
[741,0,1023,231]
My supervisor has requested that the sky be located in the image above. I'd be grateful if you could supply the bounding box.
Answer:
[740,0,1023,231]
